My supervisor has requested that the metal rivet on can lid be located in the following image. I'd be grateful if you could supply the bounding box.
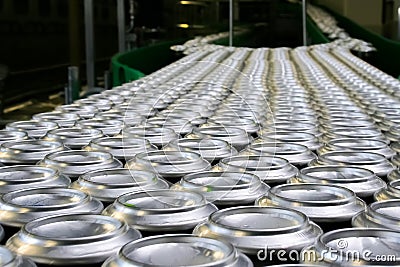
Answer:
[194,206,322,255]
[72,168,169,203]
[257,183,365,222]
[102,234,253,267]
[6,214,141,265]
[39,150,122,178]
[103,190,217,232]
[0,187,103,227]
[172,171,269,206]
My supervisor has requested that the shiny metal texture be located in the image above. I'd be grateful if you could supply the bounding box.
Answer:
[76,119,124,136]
[121,126,179,147]
[0,187,103,227]
[0,246,36,266]
[0,165,70,195]
[302,228,400,265]
[194,206,322,255]
[257,183,365,222]
[293,166,385,198]
[102,234,253,267]
[6,120,59,139]
[43,127,104,149]
[172,171,269,206]
[126,150,210,180]
[72,168,169,203]
[310,151,394,177]
[258,131,321,151]
[103,190,217,232]
[84,137,157,162]
[39,150,122,178]
[352,200,400,230]
[0,140,67,165]
[6,214,141,265]
[374,179,400,201]
[32,111,81,127]
[0,130,29,145]
[217,155,298,184]
[165,138,238,164]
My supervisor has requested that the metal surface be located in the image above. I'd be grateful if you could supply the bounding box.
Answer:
[117,0,126,53]
[66,66,79,104]
[229,0,233,46]
[6,214,141,265]
[103,235,253,267]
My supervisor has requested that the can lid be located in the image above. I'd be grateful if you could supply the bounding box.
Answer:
[388,169,400,182]
[165,138,238,163]
[310,151,394,177]
[258,131,321,151]
[353,200,400,230]
[95,113,143,127]
[218,155,298,183]
[43,127,103,149]
[306,228,400,265]
[246,142,317,166]
[174,171,269,205]
[75,98,113,111]
[0,187,103,227]
[122,126,179,147]
[318,138,394,159]
[0,165,70,195]
[257,183,365,222]
[0,140,67,164]
[40,150,122,178]
[296,166,385,197]
[207,116,260,134]
[6,120,59,138]
[72,168,168,202]
[84,137,157,161]
[386,125,400,142]
[194,206,322,254]
[6,214,141,265]
[0,246,36,267]
[321,127,387,144]
[145,117,194,135]
[102,234,253,267]
[190,126,252,151]
[261,121,320,136]
[127,150,210,179]
[32,111,80,127]
[375,179,400,201]
[76,119,124,136]
[55,104,99,119]
[103,190,217,231]
[0,130,29,145]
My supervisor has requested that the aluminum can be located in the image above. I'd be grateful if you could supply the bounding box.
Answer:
[102,234,253,267]
[257,183,365,231]
[43,127,103,150]
[0,130,29,145]
[103,190,217,234]
[39,150,122,179]
[0,140,67,165]
[121,126,179,148]
[126,150,210,182]
[302,228,400,265]
[217,155,298,185]
[374,179,400,201]
[6,120,59,139]
[172,171,269,208]
[32,111,80,127]
[72,168,169,203]
[6,214,141,265]
[0,246,36,267]
[76,119,124,136]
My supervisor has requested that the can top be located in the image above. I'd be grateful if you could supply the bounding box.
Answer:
[0,140,67,164]
[103,190,217,231]
[40,150,122,178]
[174,171,269,205]
[43,127,103,148]
[353,200,400,231]
[0,165,70,195]
[257,183,365,222]
[0,130,29,145]
[194,206,322,254]
[258,131,321,151]
[102,234,253,267]
[32,111,80,126]
[122,126,179,147]
[127,150,210,179]
[6,214,141,265]
[0,246,36,267]
[207,116,260,134]
[76,119,124,136]
[72,168,169,202]
[6,120,59,138]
